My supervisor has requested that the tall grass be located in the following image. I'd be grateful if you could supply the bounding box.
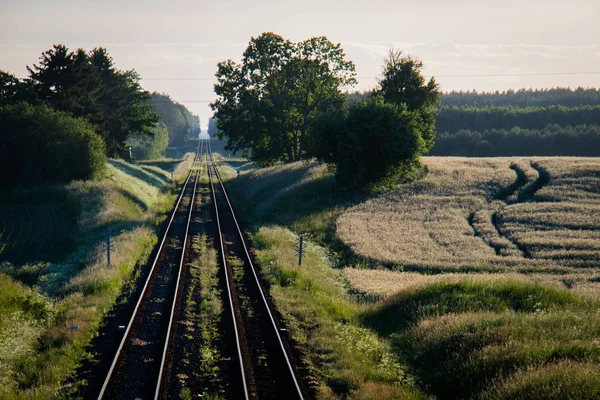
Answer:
[224,156,600,399]
[0,155,191,398]
[254,227,428,399]
[344,268,600,300]
[358,278,600,399]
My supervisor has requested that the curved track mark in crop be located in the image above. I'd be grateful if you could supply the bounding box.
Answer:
[517,162,551,202]
[496,163,529,201]
[491,161,551,258]
[468,163,530,256]
[468,162,551,259]
[491,212,530,258]
[468,211,502,256]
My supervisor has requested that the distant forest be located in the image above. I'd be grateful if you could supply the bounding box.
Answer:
[442,87,600,108]
[0,44,201,186]
[149,92,200,145]
[126,92,201,160]
[430,87,600,157]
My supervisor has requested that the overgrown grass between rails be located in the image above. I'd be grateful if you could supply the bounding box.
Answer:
[185,233,226,398]
[0,156,192,399]
[253,227,429,399]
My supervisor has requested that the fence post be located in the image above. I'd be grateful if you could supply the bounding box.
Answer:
[107,234,111,266]
[295,235,305,266]
[104,231,114,267]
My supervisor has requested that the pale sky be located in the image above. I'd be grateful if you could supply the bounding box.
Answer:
[1,0,599,130]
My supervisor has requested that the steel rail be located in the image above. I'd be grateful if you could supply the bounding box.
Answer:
[207,141,305,399]
[206,141,250,400]
[154,140,204,399]
[97,145,200,400]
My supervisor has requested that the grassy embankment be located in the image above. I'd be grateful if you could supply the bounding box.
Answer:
[0,155,193,399]
[226,157,600,399]
[227,161,427,399]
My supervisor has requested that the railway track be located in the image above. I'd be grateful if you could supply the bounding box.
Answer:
[95,139,305,399]
[98,142,204,400]
[207,140,305,400]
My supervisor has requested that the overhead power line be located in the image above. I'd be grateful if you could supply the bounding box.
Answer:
[428,72,600,78]
[140,71,600,81]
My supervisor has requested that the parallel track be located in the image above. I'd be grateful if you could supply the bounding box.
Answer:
[98,142,203,400]
[207,140,305,399]
[96,139,305,399]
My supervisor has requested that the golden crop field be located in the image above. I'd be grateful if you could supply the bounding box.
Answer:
[337,157,600,274]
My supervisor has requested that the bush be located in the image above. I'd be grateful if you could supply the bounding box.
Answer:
[311,97,425,189]
[0,102,106,186]
[126,121,169,160]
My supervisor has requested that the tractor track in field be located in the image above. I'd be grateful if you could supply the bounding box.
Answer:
[468,161,551,258]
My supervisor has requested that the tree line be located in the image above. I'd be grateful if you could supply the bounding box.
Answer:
[125,93,200,160]
[436,105,600,134]
[430,124,600,157]
[211,33,439,188]
[149,92,200,145]
[1,45,200,186]
[442,87,600,108]
[432,88,600,157]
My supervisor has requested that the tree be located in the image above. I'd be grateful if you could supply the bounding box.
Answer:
[150,92,200,145]
[0,70,38,105]
[207,117,218,136]
[27,45,157,156]
[0,103,106,186]
[311,49,439,189]
[126,122,169,160]
[311,97,423,188]
[211,32,356,166]
[376,49,440,152]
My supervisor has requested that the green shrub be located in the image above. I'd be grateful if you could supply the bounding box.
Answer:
[0,102,106,186]
[360,279,600,399]
[311,97,425,189]
[392,310,600,399]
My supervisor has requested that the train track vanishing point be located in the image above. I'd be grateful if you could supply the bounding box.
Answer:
[97,140,305,399]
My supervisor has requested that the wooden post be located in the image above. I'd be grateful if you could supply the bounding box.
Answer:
[295,236,304,266]
[106,234,111,266]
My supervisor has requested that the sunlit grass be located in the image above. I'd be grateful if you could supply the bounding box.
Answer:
[0,155,191,398]
[254,227,429,399]
[225,155,600,399]
[358,277,600,399]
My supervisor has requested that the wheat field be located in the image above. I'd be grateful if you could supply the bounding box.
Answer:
[337,157,600,274]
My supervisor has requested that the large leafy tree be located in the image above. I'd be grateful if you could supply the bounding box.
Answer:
[211,32,356,165]
[27,45,157,156]
[0,70,39,105]
[376,49,440,152]
[0,102,106,185]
